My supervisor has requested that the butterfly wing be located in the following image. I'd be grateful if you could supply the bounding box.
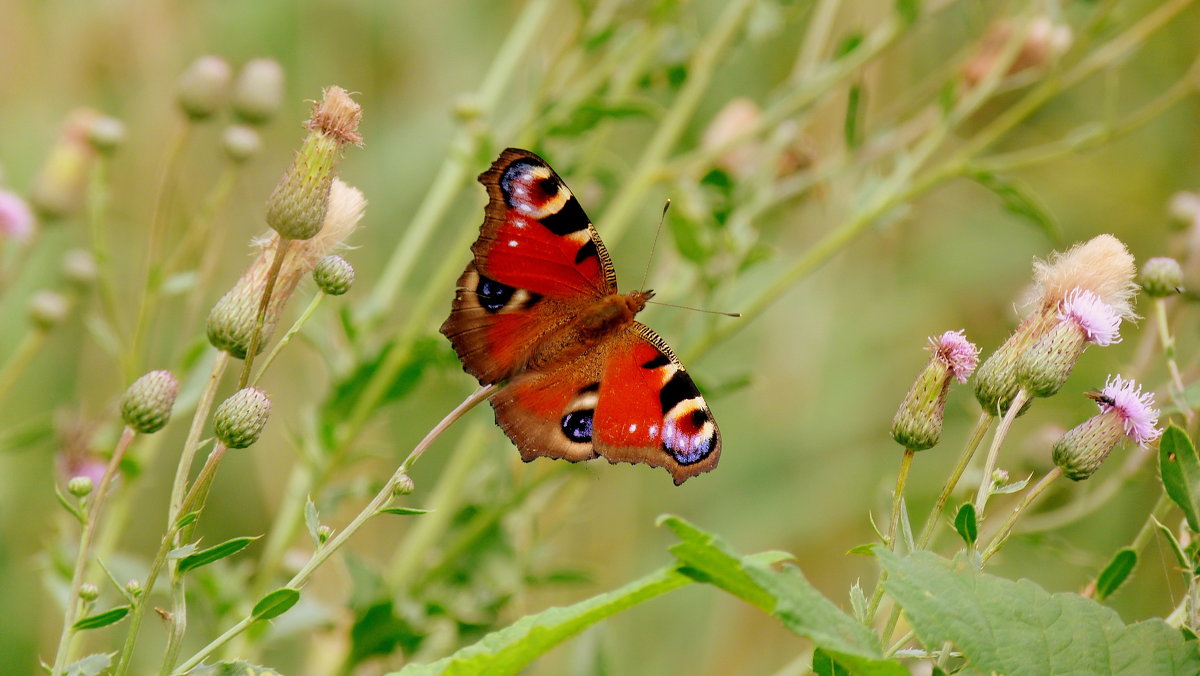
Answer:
[441,148,617,383]
[489,324,720,485]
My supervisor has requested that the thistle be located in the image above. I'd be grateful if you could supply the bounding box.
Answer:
[892,330,980,451]
[1016,289,1122,398]
[1139,257,1183,298]
[177,56,232,121]
[213,388,272,449]
[120,370,180,435]
[313,255,355,296]
[231,58,285,124]
[1053,376,1160,481]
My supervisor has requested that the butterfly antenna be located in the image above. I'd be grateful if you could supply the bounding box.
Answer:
[639,199,671,292]
[646,300,741,318]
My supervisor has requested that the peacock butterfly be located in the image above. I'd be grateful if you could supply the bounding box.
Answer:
[440,148,721,484]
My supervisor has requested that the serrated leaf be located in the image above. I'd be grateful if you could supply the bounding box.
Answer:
[954,503,977,546]
[252,587,300,621]
[877,548,1200,674]
[377,507,432,516]
[660,516,904,675]
[849,581,867,623]
[305,498,320,545]
[968,171,1062,243]
[178,535,259,574]
[65,652,114,676]
[1159,424,1200,532]
[72,605,130,630]
[185,659,283,675]
[1096,548,1137,601]
[391,566,690,676]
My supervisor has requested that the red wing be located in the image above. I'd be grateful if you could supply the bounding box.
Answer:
[473,148,617,298]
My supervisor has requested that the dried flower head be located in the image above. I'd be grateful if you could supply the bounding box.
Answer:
[0,190,34,241]
[1023,234,1138,321]
[177,55,232,120]
[892,330,979,451]
[1053,376,1160,481]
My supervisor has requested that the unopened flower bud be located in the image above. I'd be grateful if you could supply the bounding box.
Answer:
[29,109,98,220]
[265,86,362,240]
[87,116,125,154]
[1053,376,1160,481]
[67,476,94,498]
[1140,257,1183,298]
[1169,192,1200,227]
[30,290,69,329]
[177,56,232,120]
[316,525,332,544]
[1017,289,1121,398]
[892,330,980,451]
[991,468,1010,485]
[221,125,261,164]
[213,388,272,449]
[974,312,1056,415]
[61,249,98,287]
[232,58,285,124]
[393,473,415,496]
[120,370,180,434]
[0,190,35,242]
[125,579,143,597]
[79,583,99,602]
[313,255,354,295]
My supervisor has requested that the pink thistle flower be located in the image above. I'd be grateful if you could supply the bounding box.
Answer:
[1058,288,1121,346]
[0,190,34,241]
[929,329,980,384]
[1096,375,1161,445]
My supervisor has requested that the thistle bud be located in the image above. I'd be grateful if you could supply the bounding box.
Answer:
[1053,376,1160,481]
[29,109,98,219]
[1169,192,1200,227]
[177,56,232,120]
[30,290,69,329]
[213,388,272,449]
[232,58,285,124]
[67,476,94,498]
[86,116,125,154]
[125,579,144,598]
[393,473,415,496]
[974,312,1057,415]
[892,330,980,451]
[1016,289,1121,398]
[0,190,34,242]
[61,249,98,288]
[221,125,261,164]
[120,370,180,434]
[313,255,354,295]
[316,525,332,544]
[1140,257,1183,298]
[265,86,361,240]
[79,583,100,602]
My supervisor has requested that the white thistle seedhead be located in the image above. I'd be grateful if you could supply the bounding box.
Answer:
[1022,234,1138,321]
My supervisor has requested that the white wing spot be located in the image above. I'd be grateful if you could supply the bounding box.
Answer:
[508,240,518,247]
[628,423,638,433]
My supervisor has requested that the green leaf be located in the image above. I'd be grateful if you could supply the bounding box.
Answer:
[1160,424,1200,532]
[252,588,300,621]
[167,543,197,560]
[813,649,852,676]
[1152,517,1191,571]
[184,659,282,675]
[895,0,919,24]
[668,213,710,264]
[377,506,432,516]
[178,536,260,574]
[391,566,690,676]
[844,84,863,149]
[175,511,199,530]
[877,548,1200,674]
[305,498,320,545]
[954,503,977,546]
[1096,548,1138,601]
[72,605,131,630]
[834,33,863,59]
[546,99,656,136]
[849,581,867,623]
[65,652,114,676]
[968,171,1063,244]
[660,516,904,675]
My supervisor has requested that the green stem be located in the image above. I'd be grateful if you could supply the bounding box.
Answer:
[86,153,125,348]
[251,293,324,387]
[50,426,137,676]
[917,411,994,548]
[865,448,916,623]
[238,238,293,389]
[0,330,48,404]
[1082,492,1172,598]
[1155,298,1192,422]
[974,389,1029,518]
[980,467,1062,562]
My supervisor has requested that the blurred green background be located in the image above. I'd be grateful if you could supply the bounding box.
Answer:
[2,1,1200,674]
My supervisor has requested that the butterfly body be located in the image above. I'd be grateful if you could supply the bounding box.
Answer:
[441,148,720,484]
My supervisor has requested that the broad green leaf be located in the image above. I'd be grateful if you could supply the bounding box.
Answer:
[178,535,259,574]
[252,588,300,621]
[968,171,1062,243]
[660,516,904,675]
[185,659,282,675]
[391,566,690,676]
[65,652,114,676]
[878,548,1200,674]
[377,506,432,516]
[813,648,853,676]
[954,503,977,546]
[73,605,131,630]
[1159,424,1200,532]
[1096,548,1138,601]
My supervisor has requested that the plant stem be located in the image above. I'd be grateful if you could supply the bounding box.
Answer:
[980,467,1062,563]
[865,448,916,623]
[1081,492,1172,598]
[0,329,49,403]
[1155,298,1192,423]
[917,411,994,548]
[974,389,1029,518]
[251,293,324,387]
[86,152,126,349]
[50,426,137,676]
[238,238,292,389]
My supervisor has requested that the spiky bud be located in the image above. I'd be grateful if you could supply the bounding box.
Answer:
[264,86,361,240]
[67,476,94,498]
[0,190,34,242]
[125,579,143,598]
[87,116,125,154]
[29,290,69,330]
[213,388,272,449]
[29,109,98,220]
[974,312,1056,415]
[1140,257,1183,298]
[1053,376,1160,481]
[79,583,99,602]
[313,255,354,295]
[177,56,232,120]
[120,370,180,434]
[221,125,261,164]
[232,58,285,124]
[61,249,98,288]
[892,330,980,451]
[393,473,415,496]
[1017,289,1121,398]
[316,525,332,544]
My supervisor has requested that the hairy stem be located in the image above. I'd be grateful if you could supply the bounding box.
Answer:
[974,389,1029,517]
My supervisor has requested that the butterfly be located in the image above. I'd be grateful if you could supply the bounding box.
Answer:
[440,148,721,484]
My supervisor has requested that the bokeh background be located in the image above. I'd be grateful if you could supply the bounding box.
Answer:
[2,1,1200,674]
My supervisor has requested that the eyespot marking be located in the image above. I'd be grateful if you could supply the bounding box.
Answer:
[561,409,594,443]
[476,274,515,313]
